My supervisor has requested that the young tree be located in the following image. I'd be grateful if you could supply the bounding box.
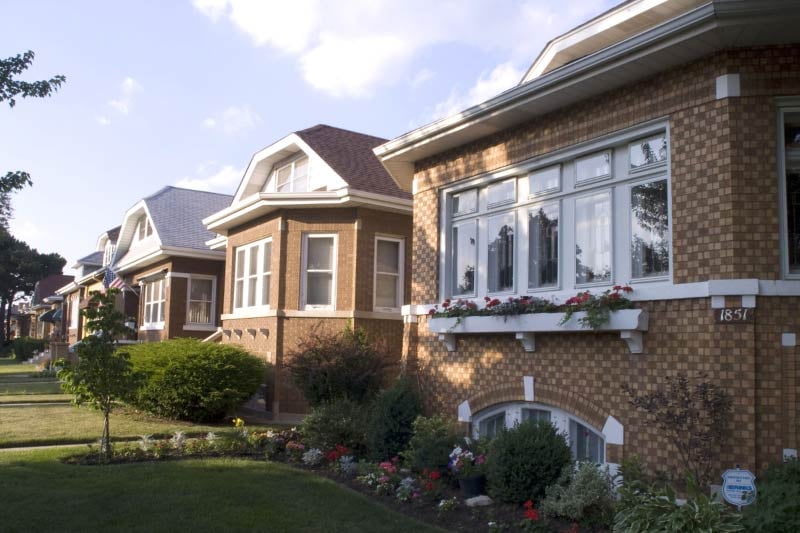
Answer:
[1,50,66,228]
[622,373,732,486]
[59,289,137,460]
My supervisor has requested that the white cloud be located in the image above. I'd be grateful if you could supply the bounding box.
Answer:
[202,105,260,135]
[95,115,111,126]
[108,76,142,115]
[410,68,434,89]
[431,62,523,120]
[176,164,243,193]
[193,0,616,99]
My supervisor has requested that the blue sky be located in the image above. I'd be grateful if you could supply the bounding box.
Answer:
[1,0,616,274]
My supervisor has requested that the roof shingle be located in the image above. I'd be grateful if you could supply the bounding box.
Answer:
[143,186,233,250]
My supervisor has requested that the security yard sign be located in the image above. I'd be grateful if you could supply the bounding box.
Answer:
[721,468,756,510]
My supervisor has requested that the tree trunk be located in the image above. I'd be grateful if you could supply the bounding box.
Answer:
[0,297,7,345]
[101,405,111,460]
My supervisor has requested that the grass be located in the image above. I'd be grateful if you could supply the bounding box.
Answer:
[0,360,36,375]
[0,404,272,448]
[0,393,69,404]
[0,448,442,533]
[0,380,64,394]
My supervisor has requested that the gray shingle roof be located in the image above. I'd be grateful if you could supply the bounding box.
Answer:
[144,186,233,250]
[75,251,103,266]
[106,226,121,242]
[295,125,411,200]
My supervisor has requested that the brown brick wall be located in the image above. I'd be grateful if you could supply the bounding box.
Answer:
[404,45,800,477]
[412,296,798,477]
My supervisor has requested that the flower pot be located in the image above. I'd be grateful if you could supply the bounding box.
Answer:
[458,474,486,498]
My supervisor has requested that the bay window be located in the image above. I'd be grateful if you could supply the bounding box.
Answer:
[233,237,272,312]
[440,123,671,300]
[374,237,404,311]
[303,234,337,309]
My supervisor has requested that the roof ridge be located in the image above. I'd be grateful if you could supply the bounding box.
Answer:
[296,123,389,144]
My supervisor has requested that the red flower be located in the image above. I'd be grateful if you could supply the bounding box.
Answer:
[609,293,620,300]
[429,470,442,480]
[623,285,634,293]
[428,308,436,315]
[613,285,622,291]
[524,500,534,510]
[484,296,491,302]
[524,508,540,521]
[424,481,433,491]
[442,301,450,308]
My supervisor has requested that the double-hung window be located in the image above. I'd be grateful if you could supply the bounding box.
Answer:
[187,276,215,325]
[302,234,337,309]
[441,123,671,300]
[233,237,272,312]
[374,237,404,311]
[143,278,165,327]
[779,103,800,277]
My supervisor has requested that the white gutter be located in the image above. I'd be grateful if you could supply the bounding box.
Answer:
[115,247,225,274]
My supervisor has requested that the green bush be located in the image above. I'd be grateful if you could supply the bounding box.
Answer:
[12,337,46,361]
[742,458,800,533]
[126,339,267,422]
[302,398,368,457]
[287,325,392,407]
[366,376,422,461]
[540,462,616,528]
[613,476,743,532]
[402,415,460,472]
[486,419,572,503]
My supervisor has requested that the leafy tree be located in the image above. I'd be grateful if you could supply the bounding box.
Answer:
[59,289,137,460]
[622,373,732,486]
[0,231,65,343]
[1,50,66,228]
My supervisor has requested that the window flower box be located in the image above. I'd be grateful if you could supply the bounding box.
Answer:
[428,309,648,354]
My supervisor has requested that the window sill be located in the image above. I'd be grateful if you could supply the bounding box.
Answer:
[139,323,165,331]
[221,307,271,320]
[428,309,648,354]
[183,324,217,332]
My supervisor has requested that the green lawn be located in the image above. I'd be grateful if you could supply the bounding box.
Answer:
[0,380,64,394]
[0,447,442,533]
[0,393,69,404]
[0,404,272,448]
[0,360,37,375]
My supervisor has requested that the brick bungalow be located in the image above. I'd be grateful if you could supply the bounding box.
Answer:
[204,124,412,421]
[112,186,231,342]
[374,0,800,479]
[56,226,122,345]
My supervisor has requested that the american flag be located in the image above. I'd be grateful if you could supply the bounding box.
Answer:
[103,266,128,291]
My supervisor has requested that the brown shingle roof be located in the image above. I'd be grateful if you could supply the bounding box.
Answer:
[295,125,411,200]
[32,274,74,305]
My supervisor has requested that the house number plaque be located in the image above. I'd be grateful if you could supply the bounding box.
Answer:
[715,308,754,324]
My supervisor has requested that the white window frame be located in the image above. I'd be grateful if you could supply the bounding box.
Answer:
[185,275,217,328]
[70,293,80,329]
[527,200,561,292]
[438,120,672,302]
[301,233,338,310]
[141,277,166,330]
[777,99,800,279]
[472,402,606,464]
[574,188,614,288]
[373,236,405,312]
[232,237,272,313]
[274,155,310,193]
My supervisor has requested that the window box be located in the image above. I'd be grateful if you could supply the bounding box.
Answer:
[428,308,648,354]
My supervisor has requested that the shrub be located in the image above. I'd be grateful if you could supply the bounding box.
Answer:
[12,336,45,361]
[486,419,572,503]
[623,373,731,486]
[126,338,266,422]
[742,458,800,533]
[366,376,422,461]
[286,325,393,406]
[301,398,368,457]
[613,476,743,532]
[540,462,616,528]
[402,415,460,472]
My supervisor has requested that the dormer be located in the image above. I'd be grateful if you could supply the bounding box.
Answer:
[131,215,155,248]
[206,125,412,236]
